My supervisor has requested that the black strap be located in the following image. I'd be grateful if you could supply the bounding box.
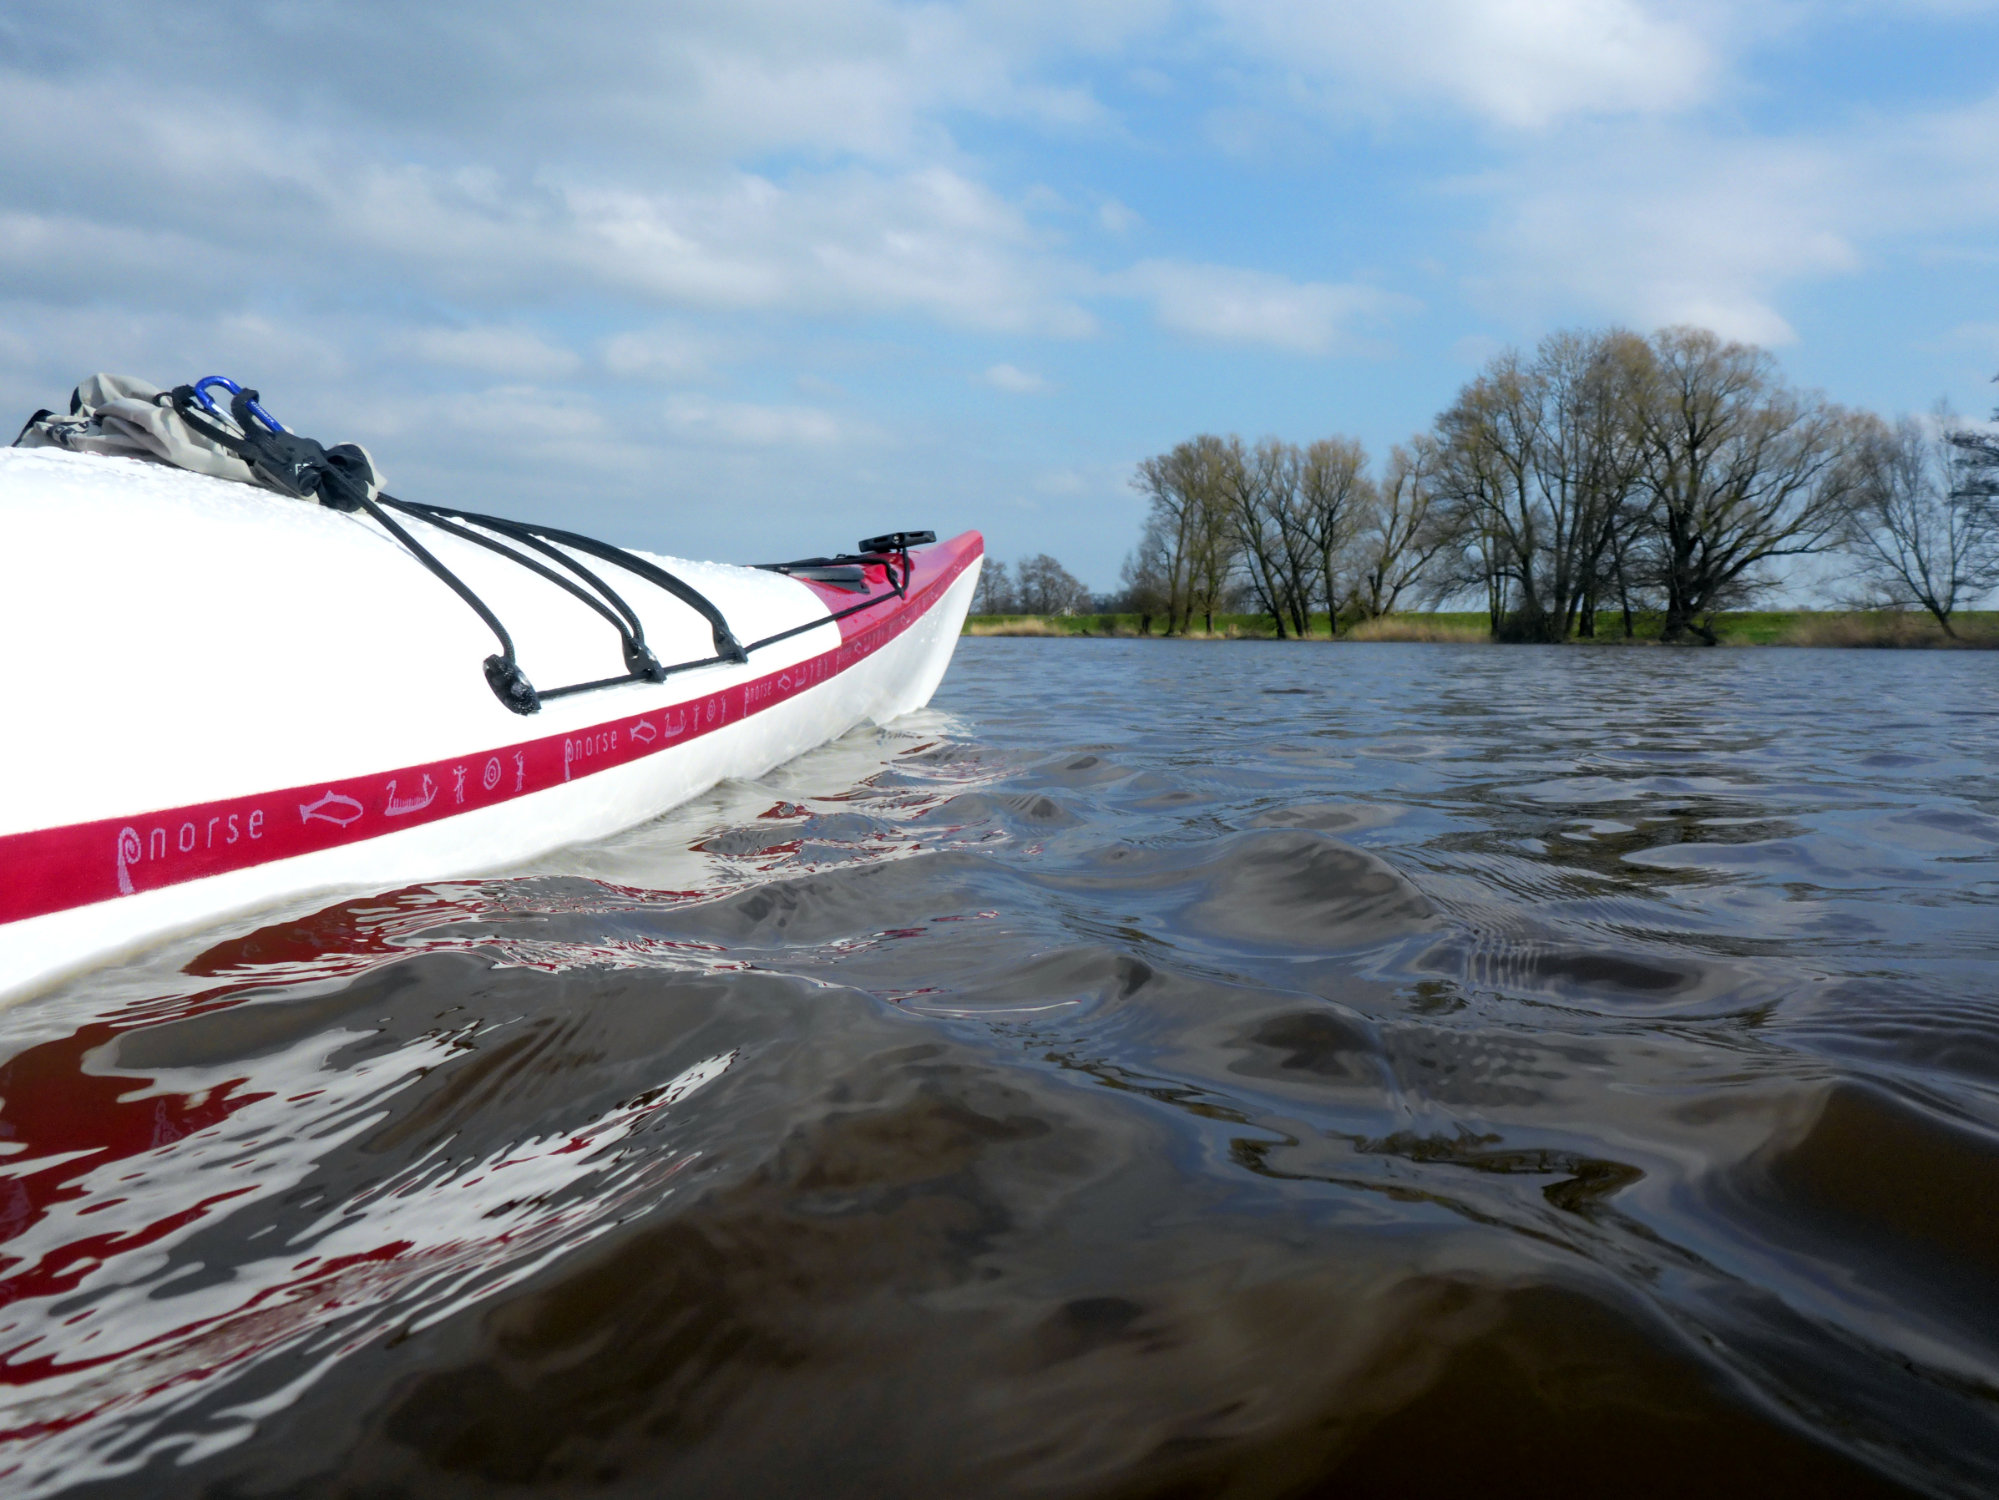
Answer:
[742,541,919,654]
[353,494,540,713]
[359,502,930,713]
[379,502,743,668]
[383,498,745,666]
[170,387,378,512]
[156,383,934,714]
[374,501,663,682]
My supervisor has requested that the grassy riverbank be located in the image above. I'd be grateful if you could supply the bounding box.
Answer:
[963,610,1999,646]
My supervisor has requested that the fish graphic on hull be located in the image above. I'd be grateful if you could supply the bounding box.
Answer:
[298,792,366,828]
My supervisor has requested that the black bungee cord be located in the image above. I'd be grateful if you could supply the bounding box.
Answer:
[167,378,933,715]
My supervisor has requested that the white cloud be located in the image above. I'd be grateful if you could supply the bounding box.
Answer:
[981,362,1049,392]
[1469,136,1858,344]
[0,301,350,404]
[1466,86,1999,345]
[350,385,614,450]
[1451,333,1505,367]
[1204,0,1717,129]
[0,83,1101,336]
[1033,468,1092,495]
[663,396,867,447]
[397,326,582,379]
[1119,260,1414,354]
[1097,198,1142,234]
[1845,0,1999,13]
[0,210,235,298]
[0,2,1145,174]
[1944,322,1999,356]
[0,321,31,372]
[602,327,712,383]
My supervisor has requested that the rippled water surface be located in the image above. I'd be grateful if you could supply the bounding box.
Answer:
[5,639,1999,1498]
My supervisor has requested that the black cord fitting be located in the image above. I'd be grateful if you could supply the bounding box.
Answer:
[624,640,668,682]
[484,655,541,715]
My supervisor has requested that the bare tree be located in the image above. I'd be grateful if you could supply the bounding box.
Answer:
[1427,435,1514,632]
[1218,436,1315,638]
[1015,553,1091,615]
[1431,349,1546,635]
[972,557,1015,614]
[1204,434,1378,637]
[1846,405,1999,637]
[1949,377,1999,514]
[1541,329,1651,638]
[1352,436,1453,619]
[1185,464,1238,634]
[1430,330,1649,641]
[1633,327,1868,644]
[1131,446,1200,632]
[1123,322,1905,647]
[1299,436,1371,633]
[1131,435,1237,633]
[1118,521,1172,634]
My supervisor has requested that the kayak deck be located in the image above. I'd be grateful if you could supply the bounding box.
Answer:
[0,448,982,1002]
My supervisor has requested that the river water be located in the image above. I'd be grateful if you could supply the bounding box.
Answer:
[3,639,1997,1498]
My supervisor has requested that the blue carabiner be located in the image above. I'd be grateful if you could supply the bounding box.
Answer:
[191,376,286,434]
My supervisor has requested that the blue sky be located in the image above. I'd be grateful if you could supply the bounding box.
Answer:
[4,1,1997,590]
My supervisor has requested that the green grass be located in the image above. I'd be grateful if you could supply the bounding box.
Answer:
[963,609,1999,646]
[964,612,1282,637]
[964,611,1494,638]
[1742,609,1999,647]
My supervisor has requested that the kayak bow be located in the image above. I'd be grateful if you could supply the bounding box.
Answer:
[0,447,981,1002]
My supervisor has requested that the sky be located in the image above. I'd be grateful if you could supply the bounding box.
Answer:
[4,1,1998,590]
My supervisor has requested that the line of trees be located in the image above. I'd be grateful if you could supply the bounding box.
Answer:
[972,552,1092,616]
[1117,325,1999,642]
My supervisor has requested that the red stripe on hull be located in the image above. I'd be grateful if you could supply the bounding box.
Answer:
[2,537,979,928]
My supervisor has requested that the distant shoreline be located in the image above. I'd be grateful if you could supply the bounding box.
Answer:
[963,610,1999,648]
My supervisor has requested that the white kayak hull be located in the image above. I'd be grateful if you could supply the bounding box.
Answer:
[0,448,982,1004]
